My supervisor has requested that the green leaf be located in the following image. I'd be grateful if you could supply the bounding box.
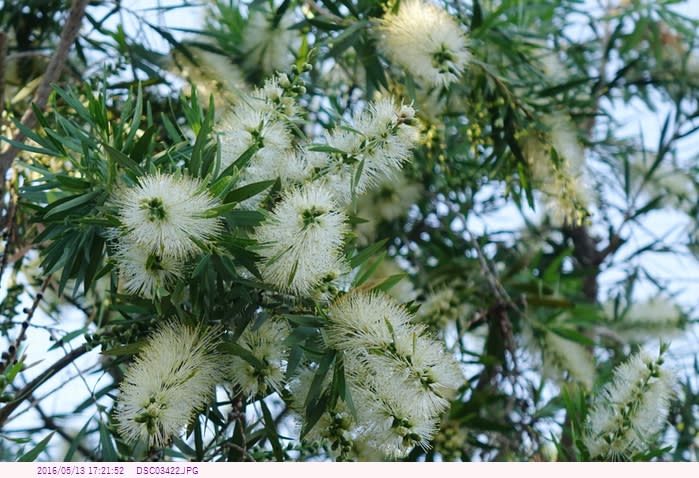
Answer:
[372,273,409,293]
[301,351,335,438]
[283,315,325,328]
[63,419,92,461]
[538,77,591,97]
[98,420,118,461]
[43,190,100,219]
[203,202,240,218]
[172,436,196,459]
[352,252,386,287]
[103,144,144,175]
[323,21,366,58]
[307,16,344,31]
[55,175,91,191]
[1,136,58,156]
[221,342,265,370]
[123,85,144,151]
[260,400,284,461]
[547,326,595,347]
[542,247,574,283]
[101,341,146,356]
[471,0,483,29]
[30,103,67,154]
[224,209,266,227]
[224,180,276,204]
[130,124,158,163]
[307,144,346,154]
[217,144,259,181]
[189,96,215,176]
[73,384,116,414]
[194,416,204,460]
[630,195,665,220]
[10,114,64,155]
[53,85,92,120]
[49,327,88,351]
[17,432,54,462]
[349,238,388,268]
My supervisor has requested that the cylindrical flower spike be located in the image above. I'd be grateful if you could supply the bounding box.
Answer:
[325,291,463,458]
[321,97,420,206]
[584,346,677,460]
[113,173,221,260]
[115,241,184,298]
[241,8,297,76]
[115,320,223,447]
[254,183,349,296]
[376,0,470,88]
[228,319,290,397]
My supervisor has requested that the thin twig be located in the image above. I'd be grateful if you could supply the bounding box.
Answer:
[5,51,53,62]
[0,343,89,428]
[7,360,101,426]
[458,212,521,314]
[0,278,50,374]
[0,182,17,285]
[0,0,89,196]
[0,31,7,124]
[223,442,255,461]
[25,393,99,461]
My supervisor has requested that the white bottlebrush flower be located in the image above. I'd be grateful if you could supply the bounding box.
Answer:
[628,153,694,211]
[320,98,420,206]
[314,150,363,208]
[522,117,590,225]
[218,105,292,171]
[325,291,415,351]
[242,9,297,76]
[521,320,595,391]
[550,118,585,168]
[376,0,470,87]
[347,356,438,458]
[115,240,184,299]
[355,98,420,185]
[254,184,349,296]
[216,80,308,206]
[326,291,462,453]
[286,291,462,458]
[538,50,569,83]
[115,321,222,447]
[417,287,471,330]
[171,42,248,108]
[355,172,422,244]
[241,147,308,195]
[584,349,677,460]
[363,333,463,416]
[540,330,595,391]
[228,319,289,397]
[288,366,356,456]
[114,173,221,259]
[324,127,365,200]
[547,118,590,225]
[217,100,301,208]
[604,297,685,344]
[255,76,298,117]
